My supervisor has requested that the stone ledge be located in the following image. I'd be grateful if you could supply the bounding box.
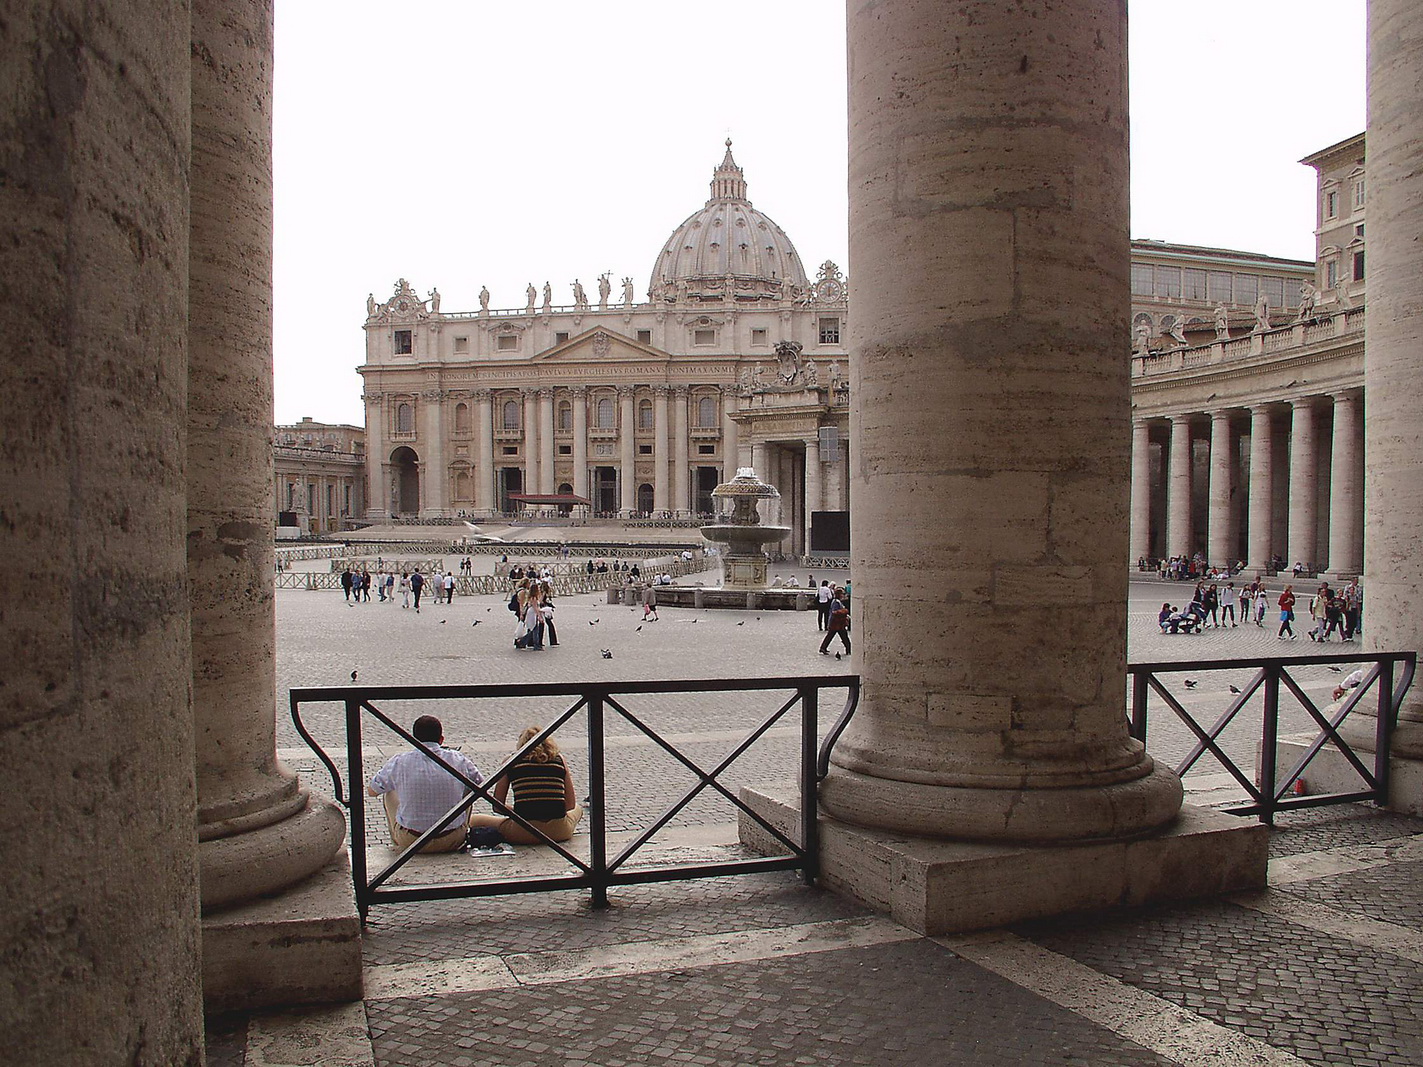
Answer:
[739,785,1268,935]
[202,849,362,1013]
[1270,733,1423,816]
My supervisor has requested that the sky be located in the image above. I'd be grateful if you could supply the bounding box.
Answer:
[272,0,1366,427]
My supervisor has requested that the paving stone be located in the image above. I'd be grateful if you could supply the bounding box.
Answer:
[1265,803,1423,858]
[1278,857,1423,931]
[202,1012,247,1067]
[366,940,1179,1067]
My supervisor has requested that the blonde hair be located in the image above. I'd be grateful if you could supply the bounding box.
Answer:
[517,725,560,762]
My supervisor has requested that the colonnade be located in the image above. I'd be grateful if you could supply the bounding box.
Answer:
[1129,390,1364,578]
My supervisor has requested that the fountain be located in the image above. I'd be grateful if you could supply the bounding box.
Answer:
[701,468,791,589]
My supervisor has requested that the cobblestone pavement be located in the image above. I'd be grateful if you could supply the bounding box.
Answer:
[204,578,1421,1065]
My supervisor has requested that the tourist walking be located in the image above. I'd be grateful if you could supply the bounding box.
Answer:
[819,587,851,656]
[642,582,659,621]
[400,572,410,609]
[410,570,425,612]
[1278,585,1297,639]
[341,568,353,603]
[816,580,832,631]
[1220,582,1237,626]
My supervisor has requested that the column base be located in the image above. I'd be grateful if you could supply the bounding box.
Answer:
[202,849,362,1012]
[199,791,347,909]
[1272,730,1423,815]
[739,785,1267,935]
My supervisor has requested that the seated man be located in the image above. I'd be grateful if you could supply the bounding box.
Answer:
[367,715,484,853]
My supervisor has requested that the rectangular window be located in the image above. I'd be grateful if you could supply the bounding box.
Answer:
[1233,274,1258,307]
[1353,250,1365,281]
[344,485,351,513]
[1262,276,1285,308]
[1130,263,1154,296]
[818,317,841,344]
[554,331,569,344]
[1207,271,1233,303]
[637,329,652,344]
[558,444,572,456]
[697,444,715,455]
[1326,190,1338,218]
[496,334,518,351]
[1355,223,1365,238]
[1326,259,1339,287]
[751,327,768,345]
[693,328,715,345]
[394,329,413,354]
[638,444,653,455]
[1354,179,1366,208]
[453,336,469,353]
[1153,265,1181,300]
[502,445,519,456]
[1182,269,1208,301]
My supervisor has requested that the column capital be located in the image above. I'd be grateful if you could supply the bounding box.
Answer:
[652,383,672,397]
[1170,412,1194,425]
[1209,408,1235,422]
[570,385,588,398]
[473,388,492,402]
[1290,395,1320,411]
[537,387,554,401]
[672,385,690,398]
[616,385,635,399]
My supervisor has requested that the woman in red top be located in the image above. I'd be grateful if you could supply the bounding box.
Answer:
[1278,585,1297,639]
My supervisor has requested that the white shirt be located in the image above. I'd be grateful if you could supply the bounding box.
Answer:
[817,584,832,603]
[370,742,483,834]
[1221,587,1237,607]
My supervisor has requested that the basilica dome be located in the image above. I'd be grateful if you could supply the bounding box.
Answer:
[648,141,810,304]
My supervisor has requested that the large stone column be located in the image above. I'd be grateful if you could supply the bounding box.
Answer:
[2,4,204,1061]
[1361,0,1423,762]
[522,389,539,497]
[364,392,388,520]
[674,386,691,517]
[1167,414,1194,558]
[1288,397,1318,572]
[475,389,495,513]
[618,387,636,516]
[1247,404,1274,573]
[805,437,822,556]
[821,0,1181,842]
[571,387,589,505]
[1207,411,1234,569]
[653,385,670,514]
[1129,420,1152,564]
[723,391,740,473]
[422,389,446,516]
[538,388,555,496]
[1325,391,1361,580]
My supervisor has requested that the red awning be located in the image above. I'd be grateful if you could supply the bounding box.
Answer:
[507,493,591,505]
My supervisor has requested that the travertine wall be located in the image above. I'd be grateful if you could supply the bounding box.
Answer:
[0,2,203,1062]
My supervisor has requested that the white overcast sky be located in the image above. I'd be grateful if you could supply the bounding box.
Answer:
[272,0,1365,427]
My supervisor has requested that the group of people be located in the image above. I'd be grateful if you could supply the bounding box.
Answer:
[368,716,582,852]
[339,566,464,613]
[1157,576,1362,642]
[508,577,558,650]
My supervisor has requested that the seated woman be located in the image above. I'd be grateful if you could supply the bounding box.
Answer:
[470,726,584,844]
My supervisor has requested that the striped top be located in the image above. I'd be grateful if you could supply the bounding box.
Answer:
[508,755,567,821]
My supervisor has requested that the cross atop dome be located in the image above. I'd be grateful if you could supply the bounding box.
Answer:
[708,138,749,204]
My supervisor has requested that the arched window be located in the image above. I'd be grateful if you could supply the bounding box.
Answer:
[454,402,470,434]
[396,402,414,434]
[697,396,717,427]
[638,400,654,430]
[596,396,615,429]
[557,400,572,431]
[502,399,520,430]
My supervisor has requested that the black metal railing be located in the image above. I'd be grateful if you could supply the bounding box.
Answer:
[291,676,859,920]
[1128,651,1415,823]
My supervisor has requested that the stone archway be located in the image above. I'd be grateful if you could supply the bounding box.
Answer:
[391,446,420,515]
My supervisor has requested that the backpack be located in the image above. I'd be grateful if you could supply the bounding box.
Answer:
[508,591,520,613]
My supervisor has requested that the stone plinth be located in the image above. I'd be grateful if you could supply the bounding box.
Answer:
[202,852,363,1013]
[1269,734,1423,817]
[740,786,1267,935]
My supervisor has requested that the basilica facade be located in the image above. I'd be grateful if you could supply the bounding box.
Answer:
[358,143,850,558]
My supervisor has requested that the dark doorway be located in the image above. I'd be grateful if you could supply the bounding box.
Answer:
[695,466,720,516]
[391,446,420,515]
[558,482,574,517]
[637,482,654,516]
[498,467,523,513]
[594,466,618,515]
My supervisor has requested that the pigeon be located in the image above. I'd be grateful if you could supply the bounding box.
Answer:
[471,620,481,627]
[835,652,842,660]
[601,649,613,659]
[1228,685,1242,694]
[439,619,446,624]
[1327,666,1343,673]
[737,621,745,627]
[1183,679,1198,689]
[350,670,358,682]
[692,618,698,623]
[636,625,643,632]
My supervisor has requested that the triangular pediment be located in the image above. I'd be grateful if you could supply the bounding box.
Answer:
[531,326,670,364]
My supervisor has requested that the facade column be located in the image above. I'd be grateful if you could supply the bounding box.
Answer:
[723,391,740,477]
[1326,391,1361,579]
[422,389,446,516]
[1167,415,1193,559]
[618,387,636,516]
[522,390,538,500]
[1129,420,1152,564]
[474,389,494,514]
[1288,397,1318,572]
[538,388,555,497]
[750,441,768,523]
[1207,411,1234,569]
[674,387,691,517]
[805,437,821,558]
[4,2,205,1057]
[1247,405,1275,574]
[364,393,388,520]
[1360,0,1423,765]
[821,0,1181,843]
[571,387,589,508]
[653,385,670,514]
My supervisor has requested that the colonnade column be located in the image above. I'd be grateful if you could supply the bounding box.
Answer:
[805,437,821,557]
[1326,391,1361,579]
[1167,415,1193,558]
[1288,398,1318,571]
[1361,0,1423,765]
[1207,411,1234,569]
[820,0,1181,841]
[653,385,670,514]
[364,393,387,519]
[522,390,538,498]
[618,387,636,516]
[475,389,494,513]
[674,387,691,517]
[571,387,589,507]
[1129,420,1152,564]
[538,388,555,497]
[422,390,446,516]
[723,394,740,477]
[1247,405,1274,573]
